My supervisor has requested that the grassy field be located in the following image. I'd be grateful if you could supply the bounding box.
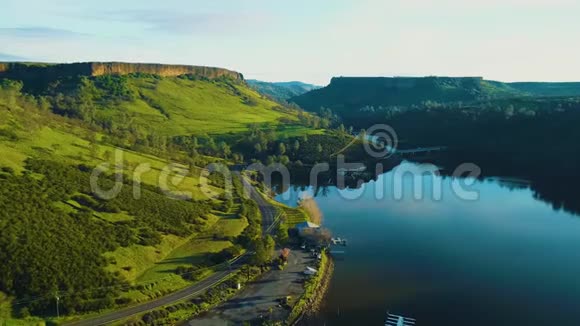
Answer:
[136,212,248,283]
[281,206,309,227]
[0,125,221,200]
[118,77,314,136]
[0,69,321,323]
[0,122,232,318]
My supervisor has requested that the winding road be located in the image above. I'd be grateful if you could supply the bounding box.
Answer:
[237,172,279,235]
[65,256,246,326]
[65,173,275,326]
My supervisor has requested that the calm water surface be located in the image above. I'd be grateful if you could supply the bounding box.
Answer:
[275,162,580,326]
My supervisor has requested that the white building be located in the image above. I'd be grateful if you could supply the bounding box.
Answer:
[295,221,321,236]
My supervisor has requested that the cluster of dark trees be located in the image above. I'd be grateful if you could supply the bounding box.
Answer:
[230,123,356,166]
[379,97,580,177]
[170,122,359,167]
[0,159,217,316]
[0,162,124,315]
[370,96,580,217]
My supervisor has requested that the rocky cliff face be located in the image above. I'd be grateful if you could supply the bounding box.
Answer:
[0,62,244,81]
[88,62,243,79]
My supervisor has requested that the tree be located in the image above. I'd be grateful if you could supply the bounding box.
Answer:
[219,141,231,158]
[280,155,290,165]
[88,132,100,158]
[276,223,289,245]
[251,239,270,266]
[316,144,323,153]
[293,140,300,152]
[359,128,367,140]
[277,142,286,156]
[265,235,275,256]
[206,136,217,154]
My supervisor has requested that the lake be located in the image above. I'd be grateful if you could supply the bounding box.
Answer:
[275,161,580,326]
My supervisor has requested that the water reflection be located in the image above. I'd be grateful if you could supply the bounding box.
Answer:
[273,160,580,326]
[269,157,580,217]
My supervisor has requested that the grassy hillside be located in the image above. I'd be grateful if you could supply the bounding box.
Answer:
[292,76,519,114]
[0,63,321,324]
[6,71,315,137]
[121,76,311,135]
[0,62,372,324]
[247,79,320,102]
[291,76,580,127]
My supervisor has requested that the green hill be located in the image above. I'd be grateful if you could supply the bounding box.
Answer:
[247,79,320,101]
[0,62,315,138]
[291,76,580,124]
[0,62,331,323]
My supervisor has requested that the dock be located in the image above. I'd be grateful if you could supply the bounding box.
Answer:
[385,312,416,326]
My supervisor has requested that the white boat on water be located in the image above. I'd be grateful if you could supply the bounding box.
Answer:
[331,237,348,246]
[385,312,415,326]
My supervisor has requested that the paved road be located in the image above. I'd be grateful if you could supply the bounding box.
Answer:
[65,256,246,326]
[237,172,279,235]
[190,249,313,326]
[191,174,314,325]
[65,174,275,326]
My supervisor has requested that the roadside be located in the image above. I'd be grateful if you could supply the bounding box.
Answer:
[64,256,247,326]
[191,247,313,325]
[66,172,333,326]
[64,172,279,326]
[289,252,334,325]
[237,172,279,235]
[190,174,334,325]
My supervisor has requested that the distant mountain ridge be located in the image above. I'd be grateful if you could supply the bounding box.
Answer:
[509,82,580,97]
[247,79,320,101]
[291,76,580,117]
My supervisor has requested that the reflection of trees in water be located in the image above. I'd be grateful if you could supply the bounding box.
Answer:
[529,177,580,216]
[269,158,400,197]
[437,153,580,217]
[269,153,580,217]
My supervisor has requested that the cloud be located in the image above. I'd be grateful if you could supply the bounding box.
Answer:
[91,10,272,35]
[0,52,28,61]
[0,27,88,39]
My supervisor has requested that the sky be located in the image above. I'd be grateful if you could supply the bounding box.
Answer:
[1,0,579,85]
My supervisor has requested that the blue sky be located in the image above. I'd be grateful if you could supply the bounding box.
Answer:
[1,0,579,85]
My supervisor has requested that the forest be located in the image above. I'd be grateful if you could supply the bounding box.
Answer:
[379,97,580,177]
[0,64,357,322]
[0,158,217,315]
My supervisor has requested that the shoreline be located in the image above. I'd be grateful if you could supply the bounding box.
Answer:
[289,251,335,325]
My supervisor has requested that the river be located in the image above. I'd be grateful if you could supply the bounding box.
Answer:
[274,161,580,325]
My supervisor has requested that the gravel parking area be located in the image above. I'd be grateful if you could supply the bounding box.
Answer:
[190,248,315,325]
